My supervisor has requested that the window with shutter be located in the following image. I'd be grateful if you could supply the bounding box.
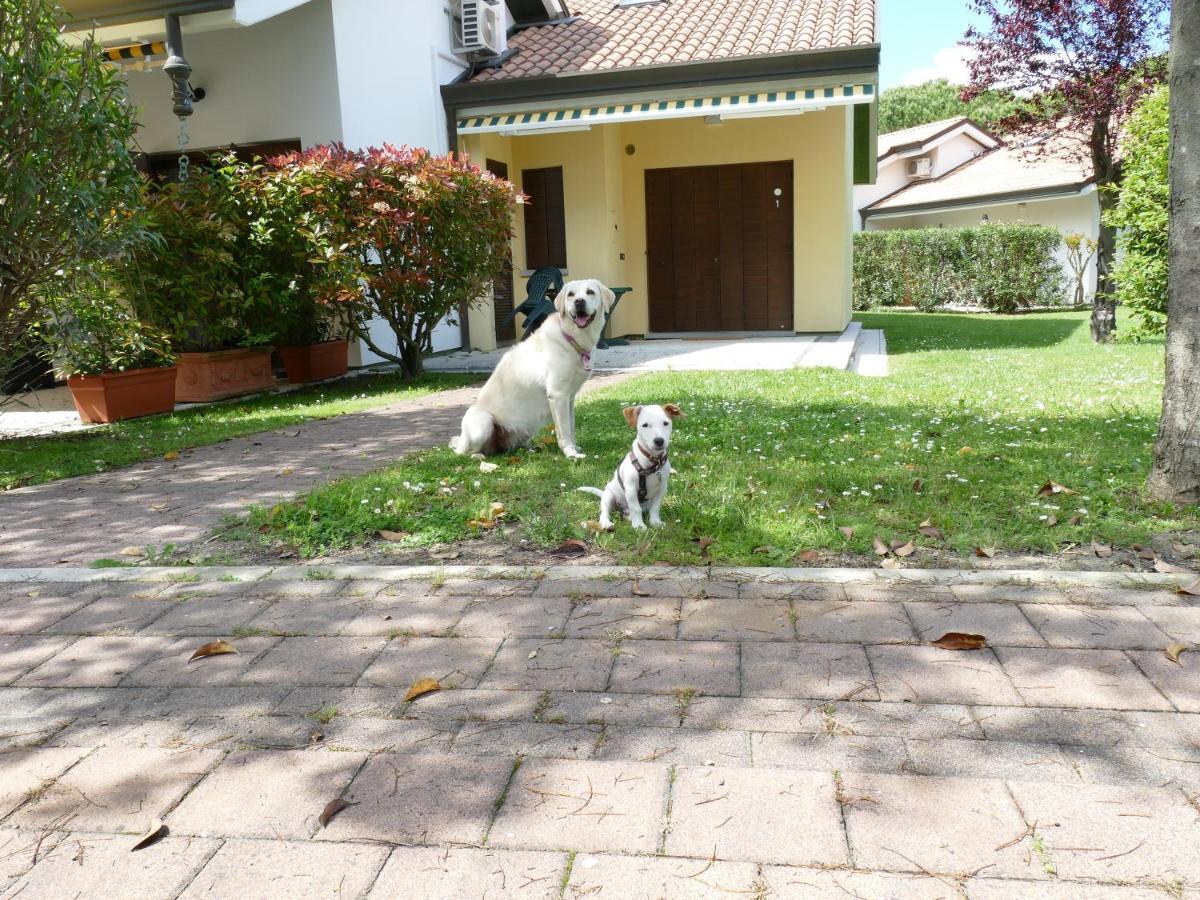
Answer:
[521,166,566,269]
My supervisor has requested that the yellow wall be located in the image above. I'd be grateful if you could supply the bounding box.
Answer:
[457,104,855,346]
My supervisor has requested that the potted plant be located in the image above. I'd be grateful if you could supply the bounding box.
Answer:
[41,275,176,424]
[254,161,348,383]
[122,158,277,402]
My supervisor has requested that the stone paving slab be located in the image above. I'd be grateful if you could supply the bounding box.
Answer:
[1,565,1198,897]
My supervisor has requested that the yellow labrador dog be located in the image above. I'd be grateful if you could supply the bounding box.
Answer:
[452,278,614,460]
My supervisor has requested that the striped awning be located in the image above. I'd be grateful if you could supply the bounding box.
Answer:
[456,82,874,135]
[103,40,166,62]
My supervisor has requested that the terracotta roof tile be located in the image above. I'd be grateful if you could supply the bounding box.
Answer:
[471,0,876,82]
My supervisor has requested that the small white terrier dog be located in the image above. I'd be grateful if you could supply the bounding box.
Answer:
[578,403,683,530]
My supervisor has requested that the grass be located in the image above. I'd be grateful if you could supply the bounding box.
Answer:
[0,370,477,491]
[239,309,1197,565]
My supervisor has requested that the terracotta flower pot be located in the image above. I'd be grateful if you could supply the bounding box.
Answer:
[278,339,349,384]
[67,366,178,424]
[175,348,276,403]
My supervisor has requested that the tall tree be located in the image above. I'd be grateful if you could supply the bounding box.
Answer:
[963,0,1169,342]
[879,79,1026,134]
[1147,0,1199,505]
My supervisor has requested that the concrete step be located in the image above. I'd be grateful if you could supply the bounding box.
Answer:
[796,321,861,371]
[849,327,889,377]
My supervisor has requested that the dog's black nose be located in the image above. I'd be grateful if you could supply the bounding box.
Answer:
[653,437,665,448]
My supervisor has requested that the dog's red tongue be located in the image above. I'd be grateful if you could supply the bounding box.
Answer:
[573,313,591,328]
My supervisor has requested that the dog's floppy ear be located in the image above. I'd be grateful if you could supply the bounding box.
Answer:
[552,286,569,315]
[622,405,641,428]
[600,283,616,313]
[663,404,684,420]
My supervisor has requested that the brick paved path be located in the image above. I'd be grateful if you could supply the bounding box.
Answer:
[1,566,1197,898]
[0,375,628,569]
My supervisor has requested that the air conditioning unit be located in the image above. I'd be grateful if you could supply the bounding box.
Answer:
[458,0,507,57]
[906,157,934,179]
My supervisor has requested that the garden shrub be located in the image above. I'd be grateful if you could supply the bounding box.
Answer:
[269,144,520,377]
[853,224,1064,313]
[120,156,280,353]
[1107,86,1168,338]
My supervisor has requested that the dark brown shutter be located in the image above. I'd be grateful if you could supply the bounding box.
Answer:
[522,166,566,269]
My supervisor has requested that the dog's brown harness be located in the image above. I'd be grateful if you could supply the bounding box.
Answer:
[622,444,668,505]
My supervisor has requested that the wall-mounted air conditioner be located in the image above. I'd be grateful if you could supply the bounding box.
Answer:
[906,157,934,179]
[457,0,507,57]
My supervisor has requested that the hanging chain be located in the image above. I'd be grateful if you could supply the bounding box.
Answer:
[176,115,190,182]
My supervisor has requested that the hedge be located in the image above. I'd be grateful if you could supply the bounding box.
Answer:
[853,224,1064,313]
[1106,86,1168,337]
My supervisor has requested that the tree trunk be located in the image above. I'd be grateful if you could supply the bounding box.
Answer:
[1147,0,1200,504]
[1091,186,1119,342]
[399,341,424,379]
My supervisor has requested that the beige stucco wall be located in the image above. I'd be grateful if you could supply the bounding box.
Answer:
[458,103,856,346]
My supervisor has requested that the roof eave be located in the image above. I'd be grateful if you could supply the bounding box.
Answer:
[442,43,881,108]
[60,0,233,31]
[862,179,1096,218]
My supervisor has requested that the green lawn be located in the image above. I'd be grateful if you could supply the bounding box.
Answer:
[242,309,1195,565]
[0,371,477,491]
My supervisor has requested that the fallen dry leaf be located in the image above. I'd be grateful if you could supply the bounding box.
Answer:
[257,524,272,534]
[795,549,820,563]
[1153,558,1193,575]
[1037,481,1077,497]
[838,526,855,540]
[404,678,441,702]
[490,502,506,517]
[188,640,240,663]
[120,546,145,558]
[958,446,973,455]
[1068,514,1084,526]
[1177,579,1200,597]
[1045,515,1058,528]
[918,519,944,540]
[582,520,610,533]
[149,503,169,513]
[974,547,996,559]
[279,467,294,477]
[377,530,408,542]
[163,451,179,462]
[527,649,539,659]
[130,819,167,852]
[1135,546,1156,561]
[479,461,499,473]
[318,798,354,828]
[912,479,924,494]
[694,536,716,560]
[931,632,987,651]
[893,540,916,558]
[1165,642,1189,665]
[1092,540,1113,559]
[551,539,588,558]
[872,537,889,556]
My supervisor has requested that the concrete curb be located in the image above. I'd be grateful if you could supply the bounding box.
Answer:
[0,563,1193,590]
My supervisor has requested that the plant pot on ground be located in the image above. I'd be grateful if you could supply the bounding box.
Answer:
[68,366,177,424]
[41,281,178,424]
[278,338,348,383]
[174,346,275,402]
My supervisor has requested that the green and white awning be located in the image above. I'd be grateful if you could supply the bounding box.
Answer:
[456,82,874,135]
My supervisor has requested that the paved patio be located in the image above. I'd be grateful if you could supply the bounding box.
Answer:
[0,564,1196,898]
[426,322,888,375]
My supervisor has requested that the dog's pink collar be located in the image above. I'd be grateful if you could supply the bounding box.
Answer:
[559,322,592,372]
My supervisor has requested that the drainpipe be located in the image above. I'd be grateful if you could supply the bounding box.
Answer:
[162,13,194,117]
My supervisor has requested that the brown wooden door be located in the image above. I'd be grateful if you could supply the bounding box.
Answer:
[646,161,793,332]
[486,159,516,342]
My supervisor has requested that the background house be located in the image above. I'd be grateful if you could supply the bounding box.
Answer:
[444,0,881,350]
[855,117,1100,300]
[61,0,570,364]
